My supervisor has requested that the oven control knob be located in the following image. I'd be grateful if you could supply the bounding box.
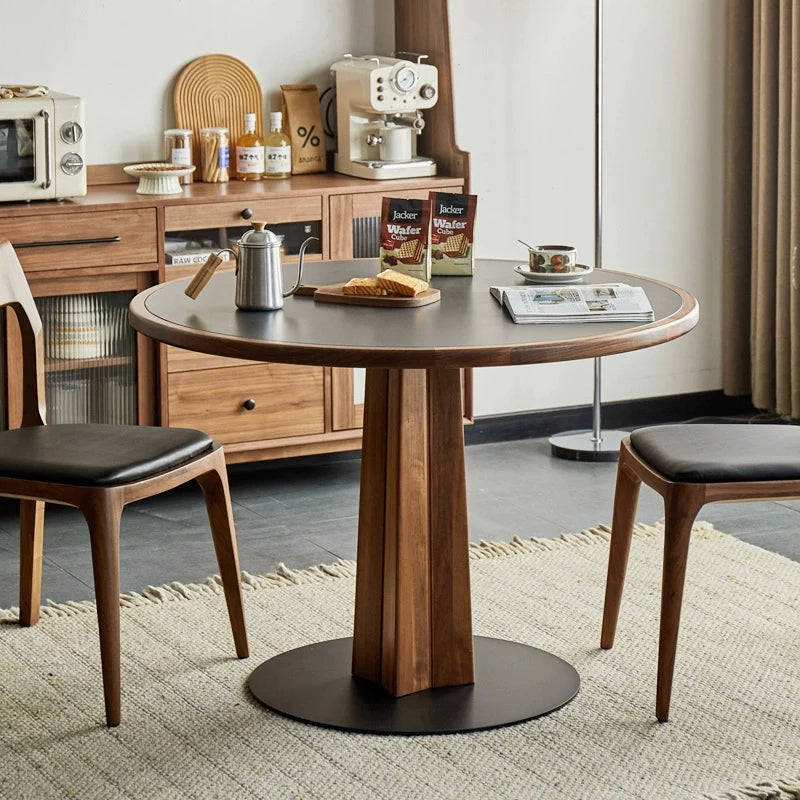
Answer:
[60,121,83,144]
[419,84,436,100]
[60,152,84,175]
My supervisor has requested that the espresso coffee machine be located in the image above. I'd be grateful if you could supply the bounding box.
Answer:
[331,54,438,180]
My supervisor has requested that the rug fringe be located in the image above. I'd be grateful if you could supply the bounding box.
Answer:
[0,520,722,624]
[0,561,358,623]
[468,520,717,561]
[704,777,800,800]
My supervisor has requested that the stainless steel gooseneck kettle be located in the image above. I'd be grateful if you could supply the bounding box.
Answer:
[232,222,317,311]
[184,221,318,311]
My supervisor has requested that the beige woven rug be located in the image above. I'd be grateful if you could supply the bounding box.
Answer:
[1,522,798,800]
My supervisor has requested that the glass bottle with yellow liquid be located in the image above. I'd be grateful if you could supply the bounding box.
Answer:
[234,112,264,180]
[264,111,292,180]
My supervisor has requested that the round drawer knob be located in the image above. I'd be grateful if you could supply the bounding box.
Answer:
[243,398,256,411]
[240,208,254,220]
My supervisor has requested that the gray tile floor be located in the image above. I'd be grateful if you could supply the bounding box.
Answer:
[0,436,797,609]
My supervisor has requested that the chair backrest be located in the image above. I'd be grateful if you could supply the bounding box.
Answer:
[0,239,46,426]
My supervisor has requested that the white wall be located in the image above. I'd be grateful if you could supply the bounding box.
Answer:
[450,0,726,416]
[4,0,725,419]
[2,0,394,164]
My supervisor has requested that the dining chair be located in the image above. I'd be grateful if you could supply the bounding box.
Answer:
[600,423,800,721]
[0,239,248,726]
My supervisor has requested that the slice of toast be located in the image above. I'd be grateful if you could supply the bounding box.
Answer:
[342,277,388,296]
[375,269,429,297]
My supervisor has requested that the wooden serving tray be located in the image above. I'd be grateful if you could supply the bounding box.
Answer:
[312,284,441,307]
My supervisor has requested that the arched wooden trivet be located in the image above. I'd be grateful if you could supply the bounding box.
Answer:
[174,54,263,175]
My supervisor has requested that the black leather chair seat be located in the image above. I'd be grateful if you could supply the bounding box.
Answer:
[0,425,213,487]
[630,423,800,483]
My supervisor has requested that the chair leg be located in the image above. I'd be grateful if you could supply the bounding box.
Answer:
[82,496,123,727]
[655,486,703,722]
[196,458,249,659]
[19,499,45,626]
[600,448,642,649]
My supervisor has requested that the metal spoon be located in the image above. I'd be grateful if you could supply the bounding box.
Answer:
[517,239,536,251]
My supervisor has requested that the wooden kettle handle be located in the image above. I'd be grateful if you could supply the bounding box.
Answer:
[185,253,223,299]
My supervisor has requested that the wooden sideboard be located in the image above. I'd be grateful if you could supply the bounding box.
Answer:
[0,173,467,462]
[0,0,470,462]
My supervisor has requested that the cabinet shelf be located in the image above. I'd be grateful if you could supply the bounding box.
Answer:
[44,355,134,374]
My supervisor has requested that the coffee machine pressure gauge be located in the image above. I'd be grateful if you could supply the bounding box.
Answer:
[392,65,418,93]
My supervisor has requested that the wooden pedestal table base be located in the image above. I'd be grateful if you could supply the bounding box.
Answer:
[131,258,697,734]
[248,368,580,733]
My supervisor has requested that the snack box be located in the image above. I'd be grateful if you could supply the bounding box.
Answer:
[379,196,431,282]
[429,191,477,276]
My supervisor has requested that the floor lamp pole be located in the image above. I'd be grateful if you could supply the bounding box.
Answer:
[549,0,627,462]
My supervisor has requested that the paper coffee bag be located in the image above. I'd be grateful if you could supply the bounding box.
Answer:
[379,197,431,282]
[429,191,477,276]
[280,84,326,174]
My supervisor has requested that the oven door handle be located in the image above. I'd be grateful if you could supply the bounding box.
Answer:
[13,236,122,249]
[40,109,52,190]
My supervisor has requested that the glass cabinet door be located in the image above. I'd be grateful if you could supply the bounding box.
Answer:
[35,290,138,425]
[165,220,323,268]
[352,217,380,258]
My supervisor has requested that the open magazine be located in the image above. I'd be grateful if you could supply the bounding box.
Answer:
[490,283,654,324]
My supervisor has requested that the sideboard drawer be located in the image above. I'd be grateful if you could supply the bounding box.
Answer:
[164,196,322,231]
[166,344,262,372]
[1,209,158,271]
[168,363,325,444]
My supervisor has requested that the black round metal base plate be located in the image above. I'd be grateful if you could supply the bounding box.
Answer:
[248,636,579,735]
[549,429,627,462]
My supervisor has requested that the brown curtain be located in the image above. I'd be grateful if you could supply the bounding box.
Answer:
[723,0,800,416]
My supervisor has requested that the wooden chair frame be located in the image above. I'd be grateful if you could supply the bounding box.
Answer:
[601,435,800,721]
[0,240,248,725]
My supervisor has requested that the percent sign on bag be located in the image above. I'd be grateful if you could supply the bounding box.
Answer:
[297,126,320,147]
[281,83,326,173]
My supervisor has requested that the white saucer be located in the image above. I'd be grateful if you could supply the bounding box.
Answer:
[513,264,594,284]
[123,162,195,195]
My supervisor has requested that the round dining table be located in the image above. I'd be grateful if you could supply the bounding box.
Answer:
[129,257,698,735]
